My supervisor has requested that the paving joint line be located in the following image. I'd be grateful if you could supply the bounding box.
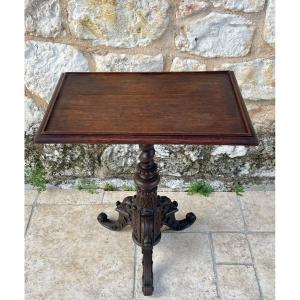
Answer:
[25,192,39,237]
[36,203,105,206]
[208,233,221,299]
[247,231,275,234]
[216,262,253,266]
[236,196,264,300]
[100,190,105,204]
[162,230,275,234]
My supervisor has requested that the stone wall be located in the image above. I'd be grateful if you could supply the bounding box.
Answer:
[25,0,275,191]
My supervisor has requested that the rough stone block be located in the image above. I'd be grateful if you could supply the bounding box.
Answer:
[176,0,210,18]
[211,0,265,13]
[211,146,248,158]
[220,59,275,100]
[25,41,89,102]
[170,57,206,71]
[68,0,169,48]
[25,0,62,37]
[175,12,255,58]
[24,96,44,134]
[94,53,164,72]
[264,0,275,47]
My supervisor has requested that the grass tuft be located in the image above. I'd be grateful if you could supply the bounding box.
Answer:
[187,180,213,197]
[77,179,99,194]
[103,183,118,191]
[28,164,47,193]
[121,184,136,191]
[232,182,245,196]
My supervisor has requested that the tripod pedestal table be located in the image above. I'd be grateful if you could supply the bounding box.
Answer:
[35,72,258,296]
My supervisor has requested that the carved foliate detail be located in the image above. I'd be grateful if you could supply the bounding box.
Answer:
[97,196,133,231]
[135,188,158,209]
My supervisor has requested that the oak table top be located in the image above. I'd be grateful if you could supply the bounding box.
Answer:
[35,72,258,145]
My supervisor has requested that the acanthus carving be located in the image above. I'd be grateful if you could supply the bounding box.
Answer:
[135,188,159,209]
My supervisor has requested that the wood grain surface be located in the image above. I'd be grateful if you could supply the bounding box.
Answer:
[35,72,258,145]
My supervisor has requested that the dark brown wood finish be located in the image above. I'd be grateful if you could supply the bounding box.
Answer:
[35,72,258,296]
[97,144,196,295]
[35,72,258,145]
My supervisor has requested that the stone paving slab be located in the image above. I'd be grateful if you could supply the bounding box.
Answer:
[239,191,275,232]
[212,233,252,264]
[25,254,134,300]
[248,233,275,300]
[25,204,135,300]
[103,191,135,204]
[134,233,218,299]
[24,190,275,300]
[163,192,244,232]
[217,265,260,299]
[25,190,38,205]
[38,189,104,205]
[26,204,133,258]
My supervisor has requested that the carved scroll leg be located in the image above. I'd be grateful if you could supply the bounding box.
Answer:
[97,212,130,231]
[140,210,155,296]
[97,199,132,231]
[163,212,196,231]
[142,237,154,296]
[160,197,196,231]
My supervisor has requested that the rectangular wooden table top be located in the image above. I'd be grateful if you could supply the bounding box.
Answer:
[35,72,258,145]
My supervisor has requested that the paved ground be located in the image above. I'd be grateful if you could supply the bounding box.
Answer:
[25,189,275,300]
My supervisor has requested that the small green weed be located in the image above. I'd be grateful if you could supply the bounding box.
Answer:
[77,179,99,194]
[103,183,118,191]
[232,182,245,196]
[28,164,47,193]
[187,180,213,197]
[121,184,135,191]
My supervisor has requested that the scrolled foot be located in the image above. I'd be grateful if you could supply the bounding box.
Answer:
[163,211,196,231]
[97,209,131,231]
[97,196,134,231]
[186,212,197,223]
[97,212,108,222]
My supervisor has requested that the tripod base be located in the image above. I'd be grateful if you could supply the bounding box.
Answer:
[97,145,196,296]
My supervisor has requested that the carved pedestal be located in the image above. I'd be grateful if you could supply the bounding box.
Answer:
[97,144,196,296]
